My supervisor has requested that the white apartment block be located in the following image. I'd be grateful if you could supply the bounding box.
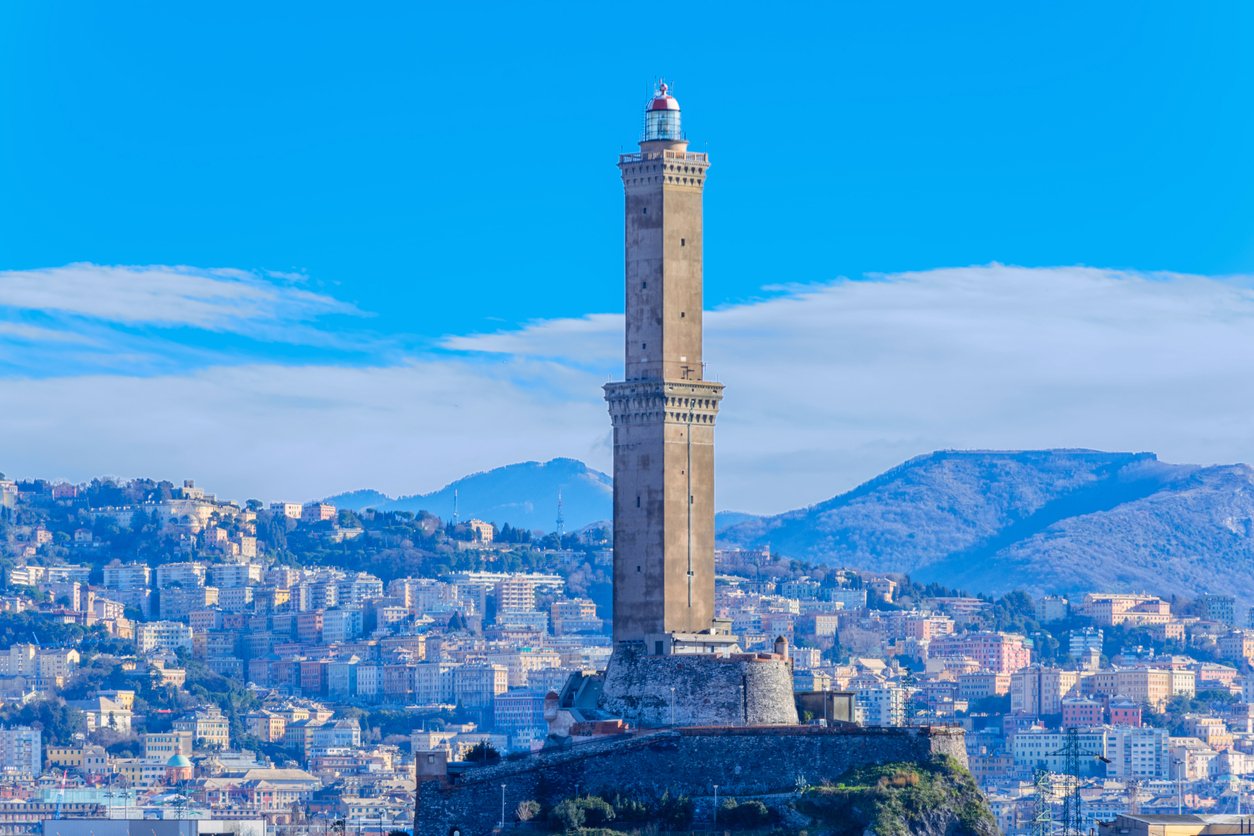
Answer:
[155,562,207,589]
[1108,726,1163,782]
[271,502,303,519]
[136,621,194,654]
[856,686,907,727]
[453,663,508,711]
[102,562,151,591]
[415,662,457,705]
[0,645,81,686]
[207,563,260,589]
[0,726,40,777]
[1011,729,1108,775]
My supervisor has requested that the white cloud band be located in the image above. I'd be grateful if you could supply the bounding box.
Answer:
[2,263,1253,514]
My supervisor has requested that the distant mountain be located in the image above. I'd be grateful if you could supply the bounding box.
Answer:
[719,449,1254,608]
[715,511,762,533]
[324,458,612,531]
[325,489,392,512]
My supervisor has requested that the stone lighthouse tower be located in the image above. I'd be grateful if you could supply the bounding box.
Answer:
[596,82,795,727]
[604,82,726,651]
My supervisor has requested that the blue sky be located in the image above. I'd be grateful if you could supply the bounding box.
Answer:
[2,4,1254,512]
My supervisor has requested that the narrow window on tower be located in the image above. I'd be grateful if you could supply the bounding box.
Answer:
[636,495,641,508]
[680,312,685,318]
[642,207,647,215]
[681,238,686,247]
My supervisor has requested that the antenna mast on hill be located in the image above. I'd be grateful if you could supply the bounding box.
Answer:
[453,489,459,525]
[556,489,565,539]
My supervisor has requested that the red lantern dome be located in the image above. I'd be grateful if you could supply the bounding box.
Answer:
[649,82,680,111]
[643,80,682,142]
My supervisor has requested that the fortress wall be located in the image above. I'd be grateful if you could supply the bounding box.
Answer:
[416,725,967,836]
[598,644,799,727]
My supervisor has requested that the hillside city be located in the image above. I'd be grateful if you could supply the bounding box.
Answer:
[0,473,1251,834]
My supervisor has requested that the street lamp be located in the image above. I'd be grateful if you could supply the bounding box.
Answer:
[712,785,719,823]
[499,784,506,829]
[670,687,676,726]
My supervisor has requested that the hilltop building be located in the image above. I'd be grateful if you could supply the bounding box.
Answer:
[410,81,975,836]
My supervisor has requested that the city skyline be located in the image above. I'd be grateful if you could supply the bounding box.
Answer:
[3,4,1254,512]
[5,7,1254,834]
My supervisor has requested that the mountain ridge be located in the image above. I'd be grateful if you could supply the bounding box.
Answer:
[324,457,612,532]
[719,448,1254,608]
[324,448,1254,610]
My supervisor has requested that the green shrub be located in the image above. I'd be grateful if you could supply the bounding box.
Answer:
[794,757,997,836]
[717,799,772,829]
[609,795,650,825]
[463,742,500,764]
[656,792,694,830]
[577,796,615,828]
[552,799,585,831]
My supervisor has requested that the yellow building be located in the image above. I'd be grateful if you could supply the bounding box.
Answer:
[245,711,287,743]
[113,757,168,787]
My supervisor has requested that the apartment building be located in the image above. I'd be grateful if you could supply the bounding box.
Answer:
[0,727,40,777]
[136,621,194,653]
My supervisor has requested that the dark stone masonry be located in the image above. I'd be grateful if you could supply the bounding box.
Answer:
[416,725,968,836]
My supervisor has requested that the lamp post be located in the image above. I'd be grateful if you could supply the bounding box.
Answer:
[499,784,506,829]
[670,687,676,726]
[712,785,719,823]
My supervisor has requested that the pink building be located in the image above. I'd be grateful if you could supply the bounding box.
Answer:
[1061,697,1103,729]
[905,614,956,642]
[51,483,79,500]
[1108,697,1142,727]
[929,631,1032,675]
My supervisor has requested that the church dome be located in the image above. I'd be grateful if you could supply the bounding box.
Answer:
[167,754,192,768]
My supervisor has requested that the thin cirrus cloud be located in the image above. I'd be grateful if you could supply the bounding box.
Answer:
[2,262,1253,514]
[0,263,356,329]
[0,263,377,376]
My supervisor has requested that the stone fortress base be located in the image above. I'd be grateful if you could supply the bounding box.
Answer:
[416,724,969,836]
[598,641,799,726]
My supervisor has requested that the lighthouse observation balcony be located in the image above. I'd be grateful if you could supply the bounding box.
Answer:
[604,379,723,428]
[620,149,709,190]
[619,149,708,166]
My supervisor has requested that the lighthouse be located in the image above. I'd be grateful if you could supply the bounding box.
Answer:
[604,82,726,652]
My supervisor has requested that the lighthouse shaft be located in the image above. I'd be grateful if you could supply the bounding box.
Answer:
[605,83,723,649]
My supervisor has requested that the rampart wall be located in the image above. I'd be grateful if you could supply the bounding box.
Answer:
[416,725,968,836]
